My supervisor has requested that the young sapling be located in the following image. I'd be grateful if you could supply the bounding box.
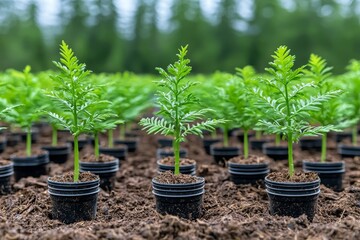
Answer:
[140,45,224,174]
[254,46,339,176]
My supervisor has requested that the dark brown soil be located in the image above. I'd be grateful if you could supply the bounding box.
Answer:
[81,153,116,162]
[154,171,199,184]
[49,172,99,182]
[0,127,360,239]
[11,148,47,158]
[267,171,319,182]
[0,159,11,166]
[228,155,267,164]
[159,157,196,166]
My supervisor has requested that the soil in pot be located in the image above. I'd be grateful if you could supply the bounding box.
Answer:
[10,149,49,181]
[152,171,205,219]
[41,144,71,164]
[99,144,128,162]
[114,138,138,153]
[299,136,322,152]
[48,172,100,224]
[210,144,241,167]
[80,154,119,191]
[227,155,269,185]
[156,147,188,160]
[265,171,320,221]
[262,143,289,160]
[303,160,345,192]
[157,157,196,175]
[0,160,13,195]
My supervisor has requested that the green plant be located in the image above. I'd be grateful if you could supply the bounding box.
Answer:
[303,54,348,162]
[46,41,98,181]
[4,66,45,156]
[340,59,360,146]
[139,45,224,174]
[253,46,339,176]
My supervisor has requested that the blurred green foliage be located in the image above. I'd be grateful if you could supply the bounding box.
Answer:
[0,0,360,74]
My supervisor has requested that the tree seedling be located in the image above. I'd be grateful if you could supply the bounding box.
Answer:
[253,46,339,176]
[46,41,98,181]
[140,45,224,174]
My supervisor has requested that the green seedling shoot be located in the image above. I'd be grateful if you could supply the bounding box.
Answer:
[46,41,97,181]
[254,46,339,176]
[139,45,224,174]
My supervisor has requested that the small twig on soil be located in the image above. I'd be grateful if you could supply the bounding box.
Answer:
[337,209,346,222]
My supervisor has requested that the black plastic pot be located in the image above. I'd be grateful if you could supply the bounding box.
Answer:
[48,177,100,224]
[6,133,20,147]
[299,137,322,152]
[262,143,288,160]
[265,176,320,221]
[303,161,345,192]
[156,148,188,160]
[157,159,196,175]
[99,146,128,161]
[0,162,13,195]
[210,145,241,166]
[228,162,269,185]
[11,152,49,181]
[202,138,221,155]
[19,130,39,144]
[67,138,89,151]
[114,138,138,153]
[334,132,352,143]
[250,138,269,150]
[152,177,205,219]
[0,139,6,153]
[338,144,360,158]
[41,145,71,164]
[80,159,119,191]
[157,138,173,148]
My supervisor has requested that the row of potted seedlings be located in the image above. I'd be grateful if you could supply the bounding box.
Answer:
[1,42,360,224]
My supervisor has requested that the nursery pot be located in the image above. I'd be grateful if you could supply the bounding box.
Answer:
[99,146,128,162]
[156,148,188,160]
[0,139,6,153]
[6,132,20,147]
[303,161,345,192]
[157,138,173,148]
[0,161,13,195]
[250,138,269,151]
[228,162,269,185]
[262,143,288,161]
[334,132,352,143]
[80,159,119,191]
[338,144,360,158]
[210,145,241,166]
[157,159,196,175]
[152,177,205,219]
[48,177,100,224]
[265,176,320,221]
[202,138,221,155]
[299,137,322,152]
[41,145,71,164]
[11,152,49,181]
[114,138,138,153]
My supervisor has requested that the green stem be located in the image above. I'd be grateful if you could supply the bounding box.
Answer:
[352,126,357,146]
[73,134,79,182]
[108,129,114,148]
[223,126,229,147]
[255,131,261,140]
[174,138,180,175]
[119,124,125,140]
[52,126,58,147]
[275,134,280,146]
[244,129,248,159]
[94,132,99,159]
[321,133,327,162]
[288,133,294,177]
[26,126,31,157]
